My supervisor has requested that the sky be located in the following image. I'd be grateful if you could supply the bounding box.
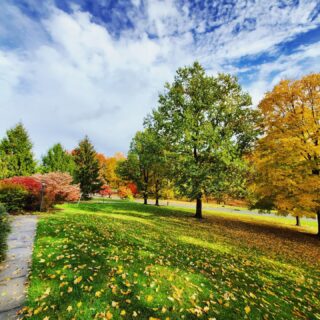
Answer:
[1,0,320,158]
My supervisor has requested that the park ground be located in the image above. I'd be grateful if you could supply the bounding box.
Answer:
[20,200,320,319]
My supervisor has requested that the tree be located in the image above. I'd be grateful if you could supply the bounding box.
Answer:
[117,130,167,205]
[0,150,9,179]
[73,136,102,199]
[250,74,320,236]
[97,152,125,188]
[42,143,75,175]
[0,123,36,177]
[146,62,259,218]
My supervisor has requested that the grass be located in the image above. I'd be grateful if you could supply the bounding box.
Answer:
[21,200,320,319]
[0,210,10,263]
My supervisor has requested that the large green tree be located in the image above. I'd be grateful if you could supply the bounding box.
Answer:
[0,123,36,177]
[73,136,102,199]
[146,62,259,218]
[42,143,75,175]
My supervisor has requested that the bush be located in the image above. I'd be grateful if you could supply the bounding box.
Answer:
[33,172,80,210]
[2,176,42,210]
[99,185,112,198]
[0,203,10,262]
[0,182,28,213]
[127,182,138,197]
[118,186,133,200]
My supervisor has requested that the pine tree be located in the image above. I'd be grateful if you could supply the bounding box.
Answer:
[73,136,102,199]
[0,123,36,177]
[42,143,75,175]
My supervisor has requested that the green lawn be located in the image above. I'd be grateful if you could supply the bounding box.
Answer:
[21,200,320,319]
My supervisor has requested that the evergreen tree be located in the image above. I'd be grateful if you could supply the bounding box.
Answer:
[42,143,75,175]
[0,123,36,177]
[0,150,9,179]
[73,136,102,199]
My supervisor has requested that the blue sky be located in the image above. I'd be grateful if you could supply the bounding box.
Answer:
[0,0,320,157]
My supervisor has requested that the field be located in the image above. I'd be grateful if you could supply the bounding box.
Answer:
[21,200,320,319]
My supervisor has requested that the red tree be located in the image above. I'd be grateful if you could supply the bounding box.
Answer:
[99,185,112,198]
[127,182,138,196]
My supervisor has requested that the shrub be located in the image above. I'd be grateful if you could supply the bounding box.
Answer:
[33,172,80,210]
[0,203,10,262]
[0,182,28,213]
[118,186,133,200]
[99,185,112,198]
[2,176,42,210]
[127,182,138,197]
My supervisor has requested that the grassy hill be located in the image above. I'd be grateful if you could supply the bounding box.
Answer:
[21,200,320,319]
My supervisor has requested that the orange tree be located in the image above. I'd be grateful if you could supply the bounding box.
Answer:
[250,74,320,235]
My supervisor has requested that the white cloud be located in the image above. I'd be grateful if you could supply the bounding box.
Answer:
[0,0,319,158]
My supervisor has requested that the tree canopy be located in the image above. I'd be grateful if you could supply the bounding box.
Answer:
[146,62,259,217]
[73,136,102,199]
[42,143,75,175]
[250,73,320,234]
[0,123,36,177]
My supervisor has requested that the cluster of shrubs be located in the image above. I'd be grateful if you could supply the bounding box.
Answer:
[98,183,138,200]
[0,172,80,213]
[0,203,10,262]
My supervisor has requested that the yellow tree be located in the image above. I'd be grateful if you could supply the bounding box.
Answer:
[250,74,320,236]
[96,152,125,188]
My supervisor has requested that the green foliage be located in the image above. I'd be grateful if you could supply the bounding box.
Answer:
[73,136,102,199]
[23,200,320,319]
[41,143,75,175]
[0,150,9,179]
[146,62,259,216]
[0,182,28,213]
[117,129,169,204]
[0,203,10,262]
[0,123,36,177]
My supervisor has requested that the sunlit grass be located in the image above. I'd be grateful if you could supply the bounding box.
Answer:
[22,200,320,320]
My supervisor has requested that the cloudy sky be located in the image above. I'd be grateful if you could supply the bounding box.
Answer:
[1,0,320,158]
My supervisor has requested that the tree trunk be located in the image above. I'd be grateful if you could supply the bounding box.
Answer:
[143,193,148,205]
[295,216,301,226]
[143,170,148,205]
[195,196,202,219]
[317,210,320,238]
[155,179,160,206]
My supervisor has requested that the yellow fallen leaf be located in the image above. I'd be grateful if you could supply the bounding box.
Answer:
[245,306,251,314]
[67,287,73,293]
[74,276,83,284]
[146,295,154,302]
[77,301,82,308]
[95,291,102,297]
[106,310,113,319]
[67,305,73,312]
[34,307,42,315]
[120,310,126,316]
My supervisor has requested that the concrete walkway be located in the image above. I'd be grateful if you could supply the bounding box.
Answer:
[0,216,38,320]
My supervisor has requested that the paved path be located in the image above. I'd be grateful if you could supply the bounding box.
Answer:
[0,216,38,320]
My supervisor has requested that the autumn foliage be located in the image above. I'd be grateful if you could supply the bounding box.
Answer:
[127,182,138,196]
[0,172,80,212]
[99,185,112,198]
[250,74,320,224]
[118,186,133,199]
[33,172,80,210]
